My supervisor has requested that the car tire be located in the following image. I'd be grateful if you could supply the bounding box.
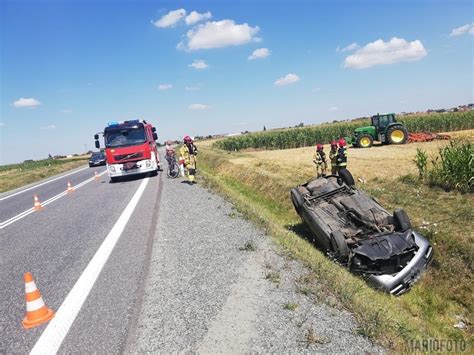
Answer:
[338,168,355,187]
[330,231,350,261]
[356,134,374,148]
[393,209,412,232]
[386,126,408,145]
[290,188,304,215]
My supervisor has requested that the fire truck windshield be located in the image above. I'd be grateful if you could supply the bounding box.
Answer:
[105,126,146,148]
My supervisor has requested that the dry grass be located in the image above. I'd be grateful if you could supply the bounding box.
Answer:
[0,160,88,193]
[231,129,473,182]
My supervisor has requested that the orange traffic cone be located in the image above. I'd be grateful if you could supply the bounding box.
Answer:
[22,272,54,329]
[67,181,74,194]
[94,171,99,180]
[33,195,43,211]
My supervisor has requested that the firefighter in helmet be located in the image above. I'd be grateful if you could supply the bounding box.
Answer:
[329,140,338,175]
[313,143,327,178]
[179,136,198,184]
[336,138,347,173]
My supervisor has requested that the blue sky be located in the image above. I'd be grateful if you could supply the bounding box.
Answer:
[1,0,473,164]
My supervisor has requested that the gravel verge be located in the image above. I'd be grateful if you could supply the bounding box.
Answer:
[127,167,384,353]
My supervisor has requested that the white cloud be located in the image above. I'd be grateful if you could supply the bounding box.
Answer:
[274,73,300,86]
[312,87,321,93]
[188,59,209,69]
[329,106,339,111]
[337,42,359,52]
[60,109,72,113]
[40,124,56,130]
[0,122,5,127]
[179,20,260,51]
[248,47,271,60]
[449,23,474,37]
[344,37,427,69]
[13,97,41,108]
[185,11,212,25]
[185,84,202,91]
[153,9,186,28]
[188,103,211,110]
[158,84,173,91]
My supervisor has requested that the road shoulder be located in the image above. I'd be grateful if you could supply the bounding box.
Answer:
[128,175,383,352]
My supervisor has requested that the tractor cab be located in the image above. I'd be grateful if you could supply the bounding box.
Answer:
[371,113,396,132]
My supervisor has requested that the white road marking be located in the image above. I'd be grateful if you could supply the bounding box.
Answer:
[0,170,107,229]
[30,177,150,355]
[0,166,90,201]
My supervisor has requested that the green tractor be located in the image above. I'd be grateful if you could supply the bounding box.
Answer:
[347,113,409,148]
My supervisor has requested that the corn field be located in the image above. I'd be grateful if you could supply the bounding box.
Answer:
[215,111,474,151]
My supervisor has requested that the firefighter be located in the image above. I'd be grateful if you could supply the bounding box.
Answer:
[179,136,198,184]
[313,143,327,178]
[329,140,338,175]
[336,138,348,173]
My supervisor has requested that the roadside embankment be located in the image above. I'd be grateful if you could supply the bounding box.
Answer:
[197,136,473,351]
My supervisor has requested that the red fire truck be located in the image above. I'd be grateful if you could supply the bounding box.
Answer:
[94,119,160,181]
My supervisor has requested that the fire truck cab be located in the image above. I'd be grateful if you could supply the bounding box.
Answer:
[94,119,160,181]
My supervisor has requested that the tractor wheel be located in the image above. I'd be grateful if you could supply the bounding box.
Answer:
[330,231,350,261]
[387,126,408,145]
[356,134,374,148]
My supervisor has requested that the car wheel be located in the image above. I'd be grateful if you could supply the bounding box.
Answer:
[330,231,350,261]
[356,134,373,148]
[393,209,412,232]
[386,126,408,145]
[338,168,355,187]
[290,188,304,215]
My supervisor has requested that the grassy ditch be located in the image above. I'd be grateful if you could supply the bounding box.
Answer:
[0,158,88,193]
[197,145,473,350]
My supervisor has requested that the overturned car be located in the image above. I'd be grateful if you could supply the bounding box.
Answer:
[290,169,432,295]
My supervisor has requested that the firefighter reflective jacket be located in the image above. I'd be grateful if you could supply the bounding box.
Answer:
[329,148,338,167]
[313,151,326,165]
[336,147,347,167]
[179,144,198,169]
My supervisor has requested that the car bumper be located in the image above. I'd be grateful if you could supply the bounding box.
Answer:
[107,159,157,177]
[367,231,433,295]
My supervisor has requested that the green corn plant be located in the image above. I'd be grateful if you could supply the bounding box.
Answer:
[413,148,428,178]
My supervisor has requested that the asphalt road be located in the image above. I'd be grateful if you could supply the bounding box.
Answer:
[0,164,161,353]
